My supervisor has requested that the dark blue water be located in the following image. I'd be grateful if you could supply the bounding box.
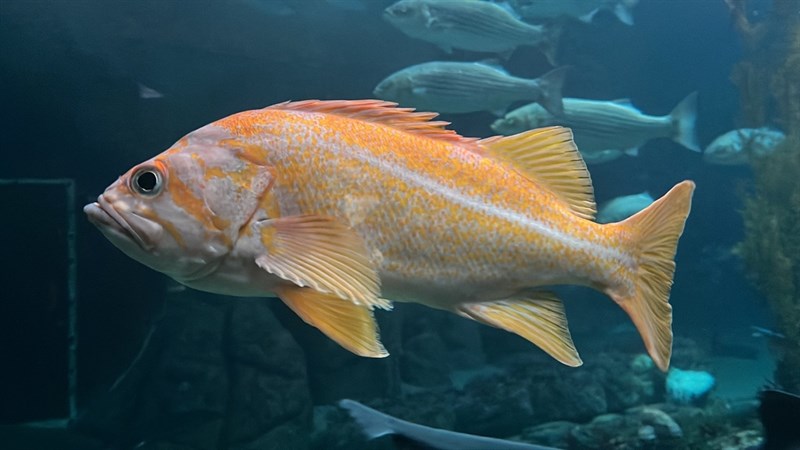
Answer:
[0,1,787,448]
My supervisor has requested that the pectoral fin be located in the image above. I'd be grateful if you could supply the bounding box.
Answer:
[254,215,389,309]
[456,292,581,367]
[277,286,388,358]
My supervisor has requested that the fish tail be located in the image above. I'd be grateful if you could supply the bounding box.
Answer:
[534,66,568,116]
[536,22,563,66]
[670,92,700,152]
[607,180,695,372]
[614,0,637,25]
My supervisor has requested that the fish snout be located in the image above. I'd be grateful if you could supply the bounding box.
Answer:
[373,81,388,98]
[88,192,160,252]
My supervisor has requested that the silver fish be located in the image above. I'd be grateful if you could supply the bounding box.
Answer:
[703,127,786,165]
[509,0,638,26]
[384,0,557,61]
[597,192,654,224]
[374,61,566,116]
[491,94,700,159]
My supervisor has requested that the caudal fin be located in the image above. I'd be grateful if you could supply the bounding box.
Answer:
[670,92,701,152]
[536,22,563,66]
[534,66,568,116]
[608,181,695,371]
[614,0,639,25]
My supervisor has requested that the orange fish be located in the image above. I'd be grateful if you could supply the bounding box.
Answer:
[84,100,694,370]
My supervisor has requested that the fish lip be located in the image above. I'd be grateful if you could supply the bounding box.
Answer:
[85,195,153,252]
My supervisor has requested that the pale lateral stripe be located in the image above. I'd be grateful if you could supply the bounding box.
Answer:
[328,140,631,266]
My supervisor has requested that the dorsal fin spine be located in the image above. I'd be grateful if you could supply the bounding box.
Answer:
[265,99,482,146]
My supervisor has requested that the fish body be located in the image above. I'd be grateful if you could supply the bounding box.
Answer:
[85,100,694,370]
[491,94,700,162]
[509,0,638,25]
[597,192,654,224]
[374,61,566,116]
[383,0,554,59]
[703,127,785,165]
[340,399,559,450]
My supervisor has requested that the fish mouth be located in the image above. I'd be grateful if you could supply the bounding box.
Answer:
[84,195,153,252]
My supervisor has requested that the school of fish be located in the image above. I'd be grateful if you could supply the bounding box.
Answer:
[85,100,695,371]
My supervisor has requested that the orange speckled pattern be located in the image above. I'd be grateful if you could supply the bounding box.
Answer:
[212,101,632,307]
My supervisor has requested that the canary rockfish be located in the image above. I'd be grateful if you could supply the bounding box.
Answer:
[85,100,694,370]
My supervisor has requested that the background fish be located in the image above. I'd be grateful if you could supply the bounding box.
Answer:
[340,399,560,450]
[703,127,786,165]
[85,100,694,371]
[384,0,558,62]
[491,94,700,162]
[374,61,567,116]
[508,0,639,26]
[597,191,654,224]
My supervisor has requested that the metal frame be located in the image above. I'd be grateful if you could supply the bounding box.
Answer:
[0,178,78,420]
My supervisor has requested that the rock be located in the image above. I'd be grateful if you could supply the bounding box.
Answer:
[454,375,534,437]
[274,303,395,404]
[529,370,608,422]
[226,299,311,449]
[636,407,683,439]
[399,304,485,388]
[520,420,575,448]
[74,294,312,450]
[400,331,452,387]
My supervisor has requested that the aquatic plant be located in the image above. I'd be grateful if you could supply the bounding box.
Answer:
[732,0,800,392]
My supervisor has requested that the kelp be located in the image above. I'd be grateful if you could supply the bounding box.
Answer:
[730,0,800,391]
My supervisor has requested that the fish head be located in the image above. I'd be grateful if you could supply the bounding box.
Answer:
[373,72,413,103]
[383,0,429,34]
[491,104,549,135]
[84,128,275,283]
[703,132,747,165]
[491,114,526,135]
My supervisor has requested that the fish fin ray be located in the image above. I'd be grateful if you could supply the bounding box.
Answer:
[457,292,582,367]
[277,286,388,358]
[608,180,695,371]
[480,126,596,220]
[254,215,389,310]
[266,100,483,146]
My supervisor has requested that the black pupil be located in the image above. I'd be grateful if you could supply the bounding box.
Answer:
[136,171,158,192]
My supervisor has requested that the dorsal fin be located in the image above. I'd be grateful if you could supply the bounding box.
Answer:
[265,99,482,146]
[479,127,596,220]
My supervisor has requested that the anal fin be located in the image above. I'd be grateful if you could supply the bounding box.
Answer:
[277,286,388,358]
[456,292,581,367]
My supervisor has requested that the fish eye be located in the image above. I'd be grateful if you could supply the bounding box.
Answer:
[130,166,163,196]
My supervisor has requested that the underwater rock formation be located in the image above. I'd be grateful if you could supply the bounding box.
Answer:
[730,0,800,393]
[73,295,312,450]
